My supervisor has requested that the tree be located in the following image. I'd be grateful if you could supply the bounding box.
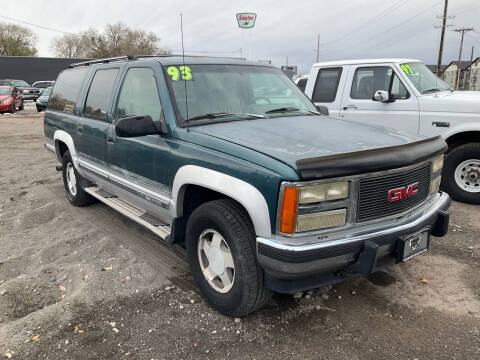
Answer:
[0,22,37,56]
[51,23,170,58]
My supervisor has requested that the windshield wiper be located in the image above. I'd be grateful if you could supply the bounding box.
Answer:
[265,107,301,114]
[185,112,266,123]
[422,88,448,94]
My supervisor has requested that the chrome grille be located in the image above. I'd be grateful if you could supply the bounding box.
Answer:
[357,163,431,222]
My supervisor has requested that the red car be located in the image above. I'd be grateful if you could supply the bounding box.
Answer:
[0,86,24,113]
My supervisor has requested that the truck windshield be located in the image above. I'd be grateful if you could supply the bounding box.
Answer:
[165,64,318,124]
[400,63,451,94]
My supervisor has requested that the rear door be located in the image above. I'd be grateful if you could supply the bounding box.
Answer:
[339,63,420,133]
[306,66,347,118]
[75,66,120,169]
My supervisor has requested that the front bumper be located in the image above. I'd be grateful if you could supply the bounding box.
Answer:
[257,192,451,293]
[0,103,12,111]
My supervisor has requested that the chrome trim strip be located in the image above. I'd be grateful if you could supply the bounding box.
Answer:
[77,158,171,206]
[260,192,450,252]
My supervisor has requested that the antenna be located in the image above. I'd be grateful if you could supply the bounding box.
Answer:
[180,13,189,122]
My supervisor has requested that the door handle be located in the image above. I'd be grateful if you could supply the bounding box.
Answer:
[432,121,450,128]
[342,105,358,110]
[77,126,83,134]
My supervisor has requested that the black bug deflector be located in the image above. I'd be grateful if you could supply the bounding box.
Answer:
[296,136,447,180]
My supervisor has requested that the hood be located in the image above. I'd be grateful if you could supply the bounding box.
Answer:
[190,115,429,177]
[419,90,480,113]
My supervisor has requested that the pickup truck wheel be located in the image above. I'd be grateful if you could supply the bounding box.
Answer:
[185,199,272,317]
[62,150,94,206]
[442,143,480,204]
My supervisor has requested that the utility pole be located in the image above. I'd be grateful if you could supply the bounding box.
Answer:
[286,56,288,66]
[437,0,448,76]
[316,34,320,63]
[468,46,475,90]
[454,27,474,89]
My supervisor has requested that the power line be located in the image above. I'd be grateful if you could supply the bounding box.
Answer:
[0,14,74,35]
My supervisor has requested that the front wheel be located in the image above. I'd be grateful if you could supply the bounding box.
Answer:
[441,143,480,204]
[185,199,271,317]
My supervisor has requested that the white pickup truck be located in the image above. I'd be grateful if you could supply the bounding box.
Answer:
[304,58,480,204]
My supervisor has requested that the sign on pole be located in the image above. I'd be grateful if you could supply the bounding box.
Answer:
[236,13,257,29]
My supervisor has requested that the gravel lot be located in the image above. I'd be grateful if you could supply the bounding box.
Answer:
[0,104,479,359]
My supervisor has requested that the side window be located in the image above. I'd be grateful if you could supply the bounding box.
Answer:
[48,68,88,113]
[84,68,119,121]
[296,78,307,92]
[115,68,163,122]
[351,66,409,100]
[311,67,342,103]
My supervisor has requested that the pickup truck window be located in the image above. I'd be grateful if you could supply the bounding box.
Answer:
[48,68,88,113]
[400,62,450,94]
[351,66,409,100]
[165,64,317,124]
[296,78,307,92]
[311,67,342,103]
[115,68,163,122]
[84,68,119,121]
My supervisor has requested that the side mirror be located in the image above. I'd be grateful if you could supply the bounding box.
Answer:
[316,105,329,116]
[116,115,158,138]
[372,90,393,103]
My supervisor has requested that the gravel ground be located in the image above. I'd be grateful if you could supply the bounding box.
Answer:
[0,104,479,359]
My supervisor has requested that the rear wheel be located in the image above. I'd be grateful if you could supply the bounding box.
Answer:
[441,143,480,204]
[62,150,95,206]
[185,199,271,317]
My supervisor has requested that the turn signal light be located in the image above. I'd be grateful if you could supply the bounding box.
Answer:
[280,187,298,234]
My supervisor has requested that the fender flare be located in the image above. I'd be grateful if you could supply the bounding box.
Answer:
[171,165,272,238]
[53,130,78,167]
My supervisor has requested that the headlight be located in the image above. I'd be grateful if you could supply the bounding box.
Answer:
[296,209,346,232]
[432,155,444,174]
[21,90,27,94]
[430,175,441,194]
[298,181,349,204]
[279,181,350,234]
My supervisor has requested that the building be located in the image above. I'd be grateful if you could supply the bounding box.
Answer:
[425,64,447,76]
[0,56,90,85]
[442,61,472,89]
[463,57,480,91]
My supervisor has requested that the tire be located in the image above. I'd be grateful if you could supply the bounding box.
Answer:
[19,101,24,111]
[185,199,272,317]
[61,150,95,206]
[441,143,480,204]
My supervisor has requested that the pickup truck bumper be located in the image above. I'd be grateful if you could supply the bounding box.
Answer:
[256,192,451,293]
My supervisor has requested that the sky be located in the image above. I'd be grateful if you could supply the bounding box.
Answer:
[1,0,480,74]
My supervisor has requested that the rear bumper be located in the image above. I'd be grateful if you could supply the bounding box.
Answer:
[256,192,451,293]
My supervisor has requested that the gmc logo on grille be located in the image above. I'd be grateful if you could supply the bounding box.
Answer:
[388,182,419,202]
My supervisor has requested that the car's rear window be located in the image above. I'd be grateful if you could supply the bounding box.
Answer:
[48,68,88,113]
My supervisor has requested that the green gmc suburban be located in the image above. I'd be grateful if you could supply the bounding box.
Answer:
[44,55,451,316]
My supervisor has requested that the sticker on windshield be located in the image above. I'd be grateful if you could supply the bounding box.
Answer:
[401,64,414,75]
[167,66,193,81]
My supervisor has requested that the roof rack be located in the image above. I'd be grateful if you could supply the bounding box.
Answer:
[68,53,247,68]
[69,55,137,68]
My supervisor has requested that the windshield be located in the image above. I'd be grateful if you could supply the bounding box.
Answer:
[12,80,30,87]
[400,63,451,94]
[165,64,318,124]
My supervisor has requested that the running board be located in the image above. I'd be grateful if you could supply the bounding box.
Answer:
[84,186,171,240]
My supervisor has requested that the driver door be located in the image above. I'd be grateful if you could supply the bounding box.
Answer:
[340,64,420,134]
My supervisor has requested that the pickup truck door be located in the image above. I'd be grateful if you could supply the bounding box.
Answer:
[307,65,347,118]
[107,65,171,221]
[339,64,420,133]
